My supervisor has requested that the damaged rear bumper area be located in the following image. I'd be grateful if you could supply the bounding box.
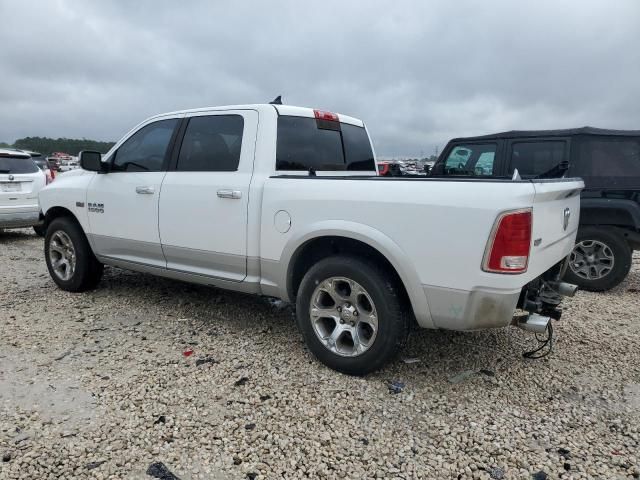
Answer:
[513,258,577,333]
[424,257,577,332]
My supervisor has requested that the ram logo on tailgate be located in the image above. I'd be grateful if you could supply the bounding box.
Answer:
[563,208,571,231]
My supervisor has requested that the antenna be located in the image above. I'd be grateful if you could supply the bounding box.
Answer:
[270,95,283,105]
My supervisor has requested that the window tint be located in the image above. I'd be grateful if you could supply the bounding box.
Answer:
[342,123,376,171]
[112,119,178,172]
[441,144,496,176]
[177,115,244,172]
[276,116,375,171]
[0,156,39,174]
[509,141,565,177]
[571,136,640,189]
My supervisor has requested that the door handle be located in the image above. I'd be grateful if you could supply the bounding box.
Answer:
[136,186,155,194]
[217,189,242,199]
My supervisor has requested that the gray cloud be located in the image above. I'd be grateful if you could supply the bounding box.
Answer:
[1,0,638,157]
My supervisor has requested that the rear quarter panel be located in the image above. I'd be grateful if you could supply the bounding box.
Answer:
[259,178,545,316]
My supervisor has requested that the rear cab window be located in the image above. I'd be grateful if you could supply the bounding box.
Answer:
[276,114,375,172]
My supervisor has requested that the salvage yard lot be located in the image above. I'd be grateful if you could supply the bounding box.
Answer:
[1,230,639,480]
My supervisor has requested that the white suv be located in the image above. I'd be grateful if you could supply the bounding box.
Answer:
[0,149,47,234]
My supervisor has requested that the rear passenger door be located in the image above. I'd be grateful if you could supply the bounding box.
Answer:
[158,110,258,281]
[507,138,569,178]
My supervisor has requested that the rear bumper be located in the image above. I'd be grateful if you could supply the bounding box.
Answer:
[423,285,520,330]
[0,209,41,228]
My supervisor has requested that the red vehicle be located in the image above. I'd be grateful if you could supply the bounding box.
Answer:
[377,161,401,176]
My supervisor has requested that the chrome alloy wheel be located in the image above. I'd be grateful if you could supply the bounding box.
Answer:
[309,277,378,357]
[569,239,614,280]
[49,230,76,281]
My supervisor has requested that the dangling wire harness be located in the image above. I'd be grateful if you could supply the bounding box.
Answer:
[522,321,554,359]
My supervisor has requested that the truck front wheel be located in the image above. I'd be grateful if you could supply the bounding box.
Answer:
[564,226,632,292]
[296,255,410,375]
[45,217,104,292]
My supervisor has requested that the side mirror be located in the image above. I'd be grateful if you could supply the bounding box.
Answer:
[79,151,106,173]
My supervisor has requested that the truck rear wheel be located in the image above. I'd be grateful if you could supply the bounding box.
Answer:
[296,255,410,375]
[45,217,104,292]
[564,226,632,292]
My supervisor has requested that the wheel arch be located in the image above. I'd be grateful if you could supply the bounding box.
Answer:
[44,206,82,228]
[580,199,640,230]
[281,222,434,328]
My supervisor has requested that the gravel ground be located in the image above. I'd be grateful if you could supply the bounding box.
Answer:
[1,229,639,480]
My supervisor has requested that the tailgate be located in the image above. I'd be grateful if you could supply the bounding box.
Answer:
[0,173,44,208]
[528,179,584,278]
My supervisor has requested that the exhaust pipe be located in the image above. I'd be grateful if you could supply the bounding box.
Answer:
[515,313,550,334]
[547,281,578,297]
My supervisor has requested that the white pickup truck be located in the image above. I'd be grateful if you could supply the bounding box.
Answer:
[39,104,584,375]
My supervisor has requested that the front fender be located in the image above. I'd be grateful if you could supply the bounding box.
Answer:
[277,220,434,328]
[39,170,94,232]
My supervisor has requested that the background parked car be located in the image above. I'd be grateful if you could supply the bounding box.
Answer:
[26,151,56,184]
[57,159,79,172]
[429,127,640,291]
[0,149,47,236]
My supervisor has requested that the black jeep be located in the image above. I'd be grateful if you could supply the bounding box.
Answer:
[430,127,640,291]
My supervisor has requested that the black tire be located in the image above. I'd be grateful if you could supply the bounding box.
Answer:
[33,225,46,237]
[564,226,632,292]
[44,216,104,292]
[296,255,410,376]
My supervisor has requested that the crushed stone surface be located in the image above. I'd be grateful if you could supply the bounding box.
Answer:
[1,229,638,479]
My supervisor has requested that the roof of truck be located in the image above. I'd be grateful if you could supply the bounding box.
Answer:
[146,104,365,127]
[451,126,640,142]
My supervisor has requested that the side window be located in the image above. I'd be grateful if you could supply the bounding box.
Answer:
[571,136,640,189]
[509,141,565,177]
[442,144,496,175]
[177,115,244,172]
[111,119,178,172]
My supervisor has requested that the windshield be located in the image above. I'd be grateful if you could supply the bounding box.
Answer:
[0,156,39,174]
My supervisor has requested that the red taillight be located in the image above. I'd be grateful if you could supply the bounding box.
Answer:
[483,209,532,273]
[314,110,339,122]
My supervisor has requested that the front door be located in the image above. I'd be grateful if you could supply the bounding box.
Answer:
[158,110,257,281]
[87,117,180,267]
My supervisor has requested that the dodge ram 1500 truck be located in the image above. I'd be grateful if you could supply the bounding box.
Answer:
[38,104,584,375]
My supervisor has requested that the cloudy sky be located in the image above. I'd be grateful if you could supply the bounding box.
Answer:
[1,0,639,157]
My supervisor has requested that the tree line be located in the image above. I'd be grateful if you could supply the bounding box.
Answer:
[1,137,115,155]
